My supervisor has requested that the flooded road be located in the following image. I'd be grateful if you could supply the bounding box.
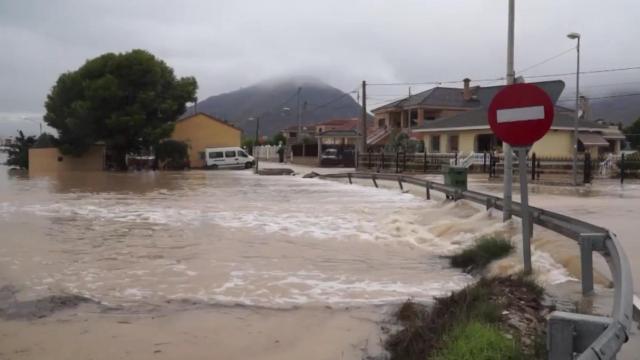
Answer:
[0,167,585,359]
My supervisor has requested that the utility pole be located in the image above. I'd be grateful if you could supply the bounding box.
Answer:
[503,0,515,222]
[360,81,368,153]
[296,87,302,143]
[253,116,260,174]
[568,33,581,186]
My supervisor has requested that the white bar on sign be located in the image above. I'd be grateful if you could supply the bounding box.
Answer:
[497,106,544,123]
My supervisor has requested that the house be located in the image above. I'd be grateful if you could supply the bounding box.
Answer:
[315,118,361,145]
[372,79,626,158]
[171,112,242,168]
[370,78,483,145]
[281,124,316,143]
[412,107,626,158]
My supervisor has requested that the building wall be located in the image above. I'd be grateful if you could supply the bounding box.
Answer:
[29,145,105,175]
[420,129,575,157]
[529,130,573,157]
[171,114,242,168]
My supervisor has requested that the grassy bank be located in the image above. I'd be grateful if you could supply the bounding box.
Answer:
[449,236,514,272]
[384,237,547,360]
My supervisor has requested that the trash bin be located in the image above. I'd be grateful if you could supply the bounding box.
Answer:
[443,166,468,191]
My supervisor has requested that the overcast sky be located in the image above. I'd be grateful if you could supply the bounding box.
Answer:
[1,0,639,135]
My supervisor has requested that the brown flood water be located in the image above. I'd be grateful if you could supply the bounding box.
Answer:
[0,166,619,359]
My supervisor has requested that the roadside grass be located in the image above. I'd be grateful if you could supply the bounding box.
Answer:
[385,276,546,360]
[450,236,514,272]
[432,321,521,360]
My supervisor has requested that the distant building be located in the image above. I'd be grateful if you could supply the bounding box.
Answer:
[281,124,316,143]
[171,112,242,168]
[315,118,360,145]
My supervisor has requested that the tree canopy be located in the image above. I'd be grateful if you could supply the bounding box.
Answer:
[44,49,197,168]
[624,117,640,151]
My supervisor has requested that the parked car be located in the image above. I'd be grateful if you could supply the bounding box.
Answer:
[204,147,255,169]
[320,148,343,167]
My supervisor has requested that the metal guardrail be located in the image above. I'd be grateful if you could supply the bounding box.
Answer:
[308,171,634,360]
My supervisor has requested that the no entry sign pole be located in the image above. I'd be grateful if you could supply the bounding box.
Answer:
[488,83,554,275]
[516,147,532,273]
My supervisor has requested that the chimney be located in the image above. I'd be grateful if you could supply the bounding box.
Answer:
[463,78,471,101]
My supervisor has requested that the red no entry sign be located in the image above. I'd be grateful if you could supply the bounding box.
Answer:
[488,83,554,147]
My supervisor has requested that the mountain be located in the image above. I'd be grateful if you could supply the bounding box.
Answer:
[590,93,640,127]
[188,76,363,136]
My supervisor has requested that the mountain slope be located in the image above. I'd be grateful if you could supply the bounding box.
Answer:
[189,77,362,136]
[590,94,640,126]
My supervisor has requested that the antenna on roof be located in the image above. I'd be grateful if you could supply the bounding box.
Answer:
[408,86,412,97]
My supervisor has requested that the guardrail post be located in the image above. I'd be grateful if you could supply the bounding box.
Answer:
[548,312,612,359]
[579,234,596,295]
[395,151,399,173]
[371,174,378,188]
[347,173,352,184]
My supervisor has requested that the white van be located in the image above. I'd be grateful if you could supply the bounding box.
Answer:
[204,147,255,169]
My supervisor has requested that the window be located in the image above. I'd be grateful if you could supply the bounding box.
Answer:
[225,151,236,158]
[238,151,248,158]
[431,135,440,152]
[209,151,223,159]
[449,135,459,152]
[378,118,385,128]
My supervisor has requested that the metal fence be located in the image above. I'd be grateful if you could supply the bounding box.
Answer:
[306,171,634,360]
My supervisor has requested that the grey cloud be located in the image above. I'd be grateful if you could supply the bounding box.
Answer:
[1,0,640,135]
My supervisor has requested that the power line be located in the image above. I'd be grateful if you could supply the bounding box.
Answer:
[526,66,640,80]
[557,92,640,103]
[517,46,576,74]
[365,65,640,88]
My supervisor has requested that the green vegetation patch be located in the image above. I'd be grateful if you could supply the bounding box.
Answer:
[432,321,521,360]
[384,276,547,360]
[450,236,514,272]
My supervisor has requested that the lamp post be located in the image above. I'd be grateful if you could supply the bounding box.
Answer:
[568,32,581,186]
[249,116,260,174]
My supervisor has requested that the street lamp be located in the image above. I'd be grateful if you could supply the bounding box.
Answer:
[567,32,581,185]
[248,116,260,174]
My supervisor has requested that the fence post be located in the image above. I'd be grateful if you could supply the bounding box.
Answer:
[536,158,541,180]
[347,173,352,184]
[426,182,431,200]
[531,153,536,181]
[423,151,427,173]
[395,151,399,173]
[397,176,404,191]
[621,153,625,184]
[371,174,378,188]
[368,151,372,169]
[483,152,487,173]
[402,151,407,172]
[381,152,385,172]
[455,152,458,166]
[583,152,591,184]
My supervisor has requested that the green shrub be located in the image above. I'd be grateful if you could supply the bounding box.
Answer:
[450,236,514,271]
[432,321,522,360]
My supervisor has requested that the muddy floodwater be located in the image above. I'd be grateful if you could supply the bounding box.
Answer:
[0,167,604,359]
